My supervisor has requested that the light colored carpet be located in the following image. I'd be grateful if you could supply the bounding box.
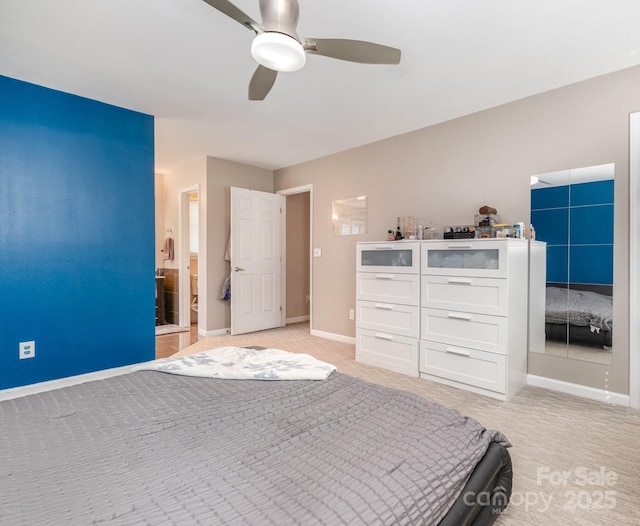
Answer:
[174,322,640,525]
[155,324,189,336]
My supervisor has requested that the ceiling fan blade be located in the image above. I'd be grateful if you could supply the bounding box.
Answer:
[249,66,278,100]
[304,38,401,64]
[200,0,262,32]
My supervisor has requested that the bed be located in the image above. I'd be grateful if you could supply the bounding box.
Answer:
[545,284,613,348]
[0,347,512,525]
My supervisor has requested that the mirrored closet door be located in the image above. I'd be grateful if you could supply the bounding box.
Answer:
[530,164,614,365]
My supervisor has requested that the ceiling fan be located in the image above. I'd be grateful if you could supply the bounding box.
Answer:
[201,0,401,100]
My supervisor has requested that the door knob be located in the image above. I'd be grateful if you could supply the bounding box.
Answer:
[234,267,245,272]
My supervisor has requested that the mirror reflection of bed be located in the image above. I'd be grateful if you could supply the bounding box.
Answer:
[530,163,614,365]
[544,283,613,365]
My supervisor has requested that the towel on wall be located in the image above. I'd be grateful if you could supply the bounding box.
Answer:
[163,237,174,260]
[224,235,231,262]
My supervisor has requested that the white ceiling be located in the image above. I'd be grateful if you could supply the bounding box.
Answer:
[2,1,640,173]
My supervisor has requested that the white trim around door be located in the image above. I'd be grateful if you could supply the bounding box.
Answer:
[178,184,200,330]
[629,111,640,410]
[278,184,314,331]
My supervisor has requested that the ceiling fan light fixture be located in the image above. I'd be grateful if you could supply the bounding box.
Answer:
[251,32,306,72]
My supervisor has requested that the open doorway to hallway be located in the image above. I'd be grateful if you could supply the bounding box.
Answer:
[280,185,312,327]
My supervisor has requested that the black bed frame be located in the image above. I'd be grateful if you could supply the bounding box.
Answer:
[439,443,512,526]
[545,322,612,348]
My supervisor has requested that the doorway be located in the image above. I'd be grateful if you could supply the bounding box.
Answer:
[178,185,200,331]
[278,185,313,328]
[230,187,284,335]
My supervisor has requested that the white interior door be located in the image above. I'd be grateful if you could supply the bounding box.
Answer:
[231,187,284,335]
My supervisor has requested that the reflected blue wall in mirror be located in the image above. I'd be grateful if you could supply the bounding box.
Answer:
[531,179,614,286]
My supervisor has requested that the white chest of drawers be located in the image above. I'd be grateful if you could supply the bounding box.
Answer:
[355,242,420,377]
[419,239,529,400]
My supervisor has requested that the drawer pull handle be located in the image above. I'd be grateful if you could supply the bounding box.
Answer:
[448,278,473,284]
[445,347,472,357]
[447,312,473,321]
[449,244,472,249]
[374,333,394,341]
[374,244,394,250]
[375,274,395,280]
[374,303,394,310]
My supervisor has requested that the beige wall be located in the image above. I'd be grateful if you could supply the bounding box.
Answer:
[204,157,274,332]
[160,156,273,333]
[161,156,207,272]
[159,157,206,327]
[274,64,640,395]
[286,192,310,320]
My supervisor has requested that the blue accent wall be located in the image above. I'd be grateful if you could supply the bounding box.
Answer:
[531,179,614,286]
[0,75,155,390]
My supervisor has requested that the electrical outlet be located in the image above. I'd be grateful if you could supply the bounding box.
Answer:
[313,248,322,258]
[349,309,355,320]
[19,341,35,359]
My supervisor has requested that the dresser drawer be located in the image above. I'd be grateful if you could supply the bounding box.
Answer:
[421,275,508,316]
[357,272,420,306]
[420,340,506,394]
[357,242,420,274]
[357,300,419,338]
[356,328,419,377]
[421,307,508,355]
[422,240,519,278]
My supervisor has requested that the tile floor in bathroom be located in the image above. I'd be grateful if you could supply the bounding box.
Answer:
[155,324,200,359]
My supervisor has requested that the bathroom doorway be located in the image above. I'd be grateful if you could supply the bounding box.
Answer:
[178,185,200,331]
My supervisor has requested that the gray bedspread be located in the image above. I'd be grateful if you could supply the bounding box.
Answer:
[0,371,508,526]
[545,286,613,331]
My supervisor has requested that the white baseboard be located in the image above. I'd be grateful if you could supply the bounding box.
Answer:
[286,315,310,324]
[200,327,231,337]
[310,329,356,346]
[527,374,629,407]
[0,363,148,402]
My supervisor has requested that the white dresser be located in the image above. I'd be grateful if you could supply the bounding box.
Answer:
[355,242,420,377]
[419,239,529,400]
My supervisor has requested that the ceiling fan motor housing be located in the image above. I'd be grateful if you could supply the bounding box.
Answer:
[251,0,306,72]
[260,0,301,41]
